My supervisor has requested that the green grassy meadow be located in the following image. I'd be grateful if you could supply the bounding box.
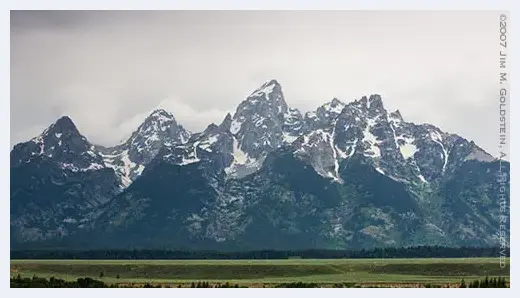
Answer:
[10,258,510,287]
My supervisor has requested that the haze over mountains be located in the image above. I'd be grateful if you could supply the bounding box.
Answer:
[10,80,509,250]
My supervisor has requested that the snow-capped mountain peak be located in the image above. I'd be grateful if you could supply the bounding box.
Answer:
[227,80,291,157]
[323,98,346,114]
[97,108,192,188]
[148,108,174,119]
[251,79,281,98]
[240,79,288,115]
[11,115,105,172]
[158,80,303,179]
[130,109,187,144]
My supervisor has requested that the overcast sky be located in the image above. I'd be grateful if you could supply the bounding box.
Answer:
[10,10,506,157]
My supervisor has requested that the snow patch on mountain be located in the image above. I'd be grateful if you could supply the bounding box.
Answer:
[334,145,348,159]
[430,131,449,173]
[418,174,428,183]
[294,129,343,182]
[231,137,249,165]
[198,134,220,152]
[179,141,201,165]
[328,126,342,182]
[224,137,259,177]
[60,162,104,172]
[100,150,139,188]
[399,145,417,161]
[398,136,418,160]
[283,132,298,143]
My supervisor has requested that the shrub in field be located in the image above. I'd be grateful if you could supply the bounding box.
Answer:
[77,277,106,288]
[332,282,356,288]
[424,284,441,288]
[275,282,319,288]
[143,283,162,288]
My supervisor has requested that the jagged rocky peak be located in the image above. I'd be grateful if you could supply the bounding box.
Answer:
[330,94,389,133]
[149,108,173,118]
[35,115,84,144]
[235,79,288,117]
[254,79,283,100]
[130,108,190,144]
[202,123,223,137]
[341,95,382,118]
[356,94,383,108]
[40,116,82,143]
[97,108,192,188]
[324,98,346,113]
[160,80,304,179]
[228,79,293,158]
[123,108,191,150]
[367,94,384,110]
[11,115,105,171]
[220,112,232,130]
[308,98,347,125]
[389,109,404,123]
[52,115,80,133]
[144,108,176,126]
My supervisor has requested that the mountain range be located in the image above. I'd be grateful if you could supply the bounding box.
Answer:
[10,79,510,250]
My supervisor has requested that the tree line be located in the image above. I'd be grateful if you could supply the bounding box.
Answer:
[11,275,508,288]
[11,245,509,260]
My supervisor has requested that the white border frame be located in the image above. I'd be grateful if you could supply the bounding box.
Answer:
[3,1,517,297]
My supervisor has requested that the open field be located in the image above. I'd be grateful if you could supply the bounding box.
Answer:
[10,258,510,287]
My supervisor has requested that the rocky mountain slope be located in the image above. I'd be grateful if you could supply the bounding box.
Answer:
[10,80,509,250]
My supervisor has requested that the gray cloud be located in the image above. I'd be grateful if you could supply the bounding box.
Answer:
[10,10,507,157]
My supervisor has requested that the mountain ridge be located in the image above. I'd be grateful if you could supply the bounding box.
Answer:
[10,79,507,250]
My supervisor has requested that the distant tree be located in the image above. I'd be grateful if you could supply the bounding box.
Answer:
[459,279,467,288]
[99,271,104,278]
[499,277,507,287]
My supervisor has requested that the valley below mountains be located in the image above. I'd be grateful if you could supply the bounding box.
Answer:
[10,80,510,250]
